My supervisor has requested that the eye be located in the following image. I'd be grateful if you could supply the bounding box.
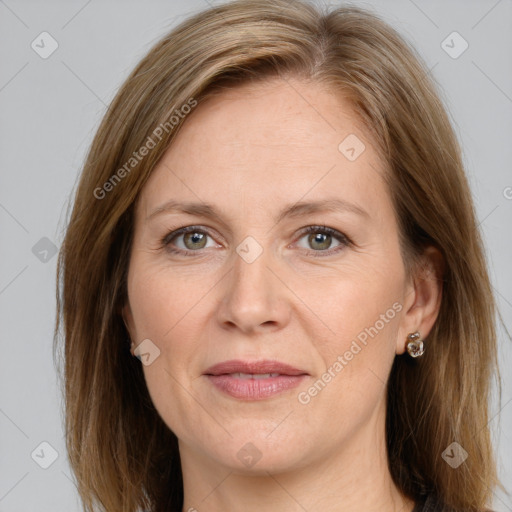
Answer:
[294,226,350,255]
[161,224,351,257]
[162,226,218,255]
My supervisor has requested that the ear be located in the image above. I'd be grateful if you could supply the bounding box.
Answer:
[396,245,444,354]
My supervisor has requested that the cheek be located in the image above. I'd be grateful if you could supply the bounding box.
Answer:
[300,257,405,395]
[293,273,402,442]
[126,256,219,433]
[127,253,215,342]
[303,261,403,341]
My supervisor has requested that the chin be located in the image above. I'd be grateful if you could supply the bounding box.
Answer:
[196,427,316,476]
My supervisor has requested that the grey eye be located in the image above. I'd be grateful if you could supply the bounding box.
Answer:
[182,232,208,250]
[307,232,333,250]
[296,230,343,251]
[166,229,216,252]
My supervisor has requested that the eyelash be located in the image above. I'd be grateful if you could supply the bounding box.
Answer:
[160,225,352,258]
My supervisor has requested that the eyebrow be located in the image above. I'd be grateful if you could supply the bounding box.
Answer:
[146,198,369,223]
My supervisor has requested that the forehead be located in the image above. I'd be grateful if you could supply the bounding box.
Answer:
[176,77,368,161]
[137,77,390,222]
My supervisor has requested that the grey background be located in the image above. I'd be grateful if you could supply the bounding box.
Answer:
[0,0,511,510]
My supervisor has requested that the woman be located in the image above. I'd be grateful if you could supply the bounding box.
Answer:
[55,1,501,510]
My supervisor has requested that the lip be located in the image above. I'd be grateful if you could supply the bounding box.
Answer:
[204,359,308,400]
[204,359,307,376]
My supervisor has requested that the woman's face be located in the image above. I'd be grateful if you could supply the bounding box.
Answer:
[124,78,424,474]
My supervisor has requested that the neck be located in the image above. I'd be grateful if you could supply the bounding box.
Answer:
[179,402,415,512]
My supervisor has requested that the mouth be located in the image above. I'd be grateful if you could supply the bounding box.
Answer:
[204,359,309,400]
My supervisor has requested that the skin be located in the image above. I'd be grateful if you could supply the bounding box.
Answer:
[124,77,443,512]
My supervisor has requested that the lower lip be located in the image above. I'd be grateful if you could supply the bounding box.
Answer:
[206,374,307,400]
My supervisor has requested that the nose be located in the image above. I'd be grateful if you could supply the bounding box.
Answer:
[216,244,291,334]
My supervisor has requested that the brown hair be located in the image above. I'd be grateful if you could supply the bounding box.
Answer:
[55,1,501,510]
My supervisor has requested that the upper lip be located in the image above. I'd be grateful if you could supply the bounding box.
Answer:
[204,359,308,376]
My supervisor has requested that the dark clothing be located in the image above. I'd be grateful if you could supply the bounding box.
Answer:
[413,494,444,512]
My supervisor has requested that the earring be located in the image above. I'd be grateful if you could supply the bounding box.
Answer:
[406,331,424,358]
